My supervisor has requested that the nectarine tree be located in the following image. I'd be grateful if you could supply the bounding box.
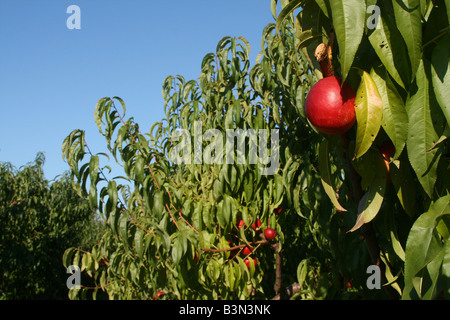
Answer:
[62,0,449,300]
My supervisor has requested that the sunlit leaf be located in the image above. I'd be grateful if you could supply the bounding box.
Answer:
[392,0,423,81]
[329,0,366,82]
[354,71,383,159]
[371,67,408,159]
[276,0,304,34]
[368,13,411,89]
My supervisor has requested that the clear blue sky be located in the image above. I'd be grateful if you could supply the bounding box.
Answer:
[0,0,275,181]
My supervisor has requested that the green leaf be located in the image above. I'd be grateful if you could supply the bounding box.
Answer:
[119,214,129,251]
[233,98,242,125]
[314,0,329,18]
[392,0,423,81]
[134,227,144,260]
[222,194,233,227]
[193,200,203,231]
[73,250,80,270]
[405,60,441,198]
[63,247,76,269]
[225,107,234,130]
[84,252,92,276]
[271,0,278,19]
[216,199,225,227]
[206,258,221,281]
[329,0,366,82]
[349,150,387,232]
[88,155,99,209]
[273,173,284,207]
[134,156,145,184]
[151,189,165,220]
[390,154,418,218]
[243,170,255,202]
[354,71,383,159]
[297,259,309,288]
[255,105,264,130]
[99,270,107,290]
[276,0,304,34]
[402,195,450,299]
[421,246,445,300]
[447,0,450,25]
[371,67,409,159]
[352,149,376,190]
[441,241,450,299]
[112,96,127,118]
[198,230,213,249]
[295,1,326,49]
[94,98,109,133]
[430,34,450,125]
[368,14,410,89]
[318,139,347,212]
[385,201,406,261]
[172,235,184,265]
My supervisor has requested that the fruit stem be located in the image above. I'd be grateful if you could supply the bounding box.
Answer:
[314,28,335,78]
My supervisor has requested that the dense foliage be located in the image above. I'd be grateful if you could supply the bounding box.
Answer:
[0,153,104,299]
[61,0,449,300]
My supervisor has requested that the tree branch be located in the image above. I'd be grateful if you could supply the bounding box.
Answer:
[272,243,282,295]
[340,134,399,300]
[271,283,301,300]
[200,240,268,253]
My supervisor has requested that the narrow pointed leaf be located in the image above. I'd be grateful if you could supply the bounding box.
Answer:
[392,0,423,81]
[319,139,347,212]
[430,34,450,125]
[402,195,450,299]
[329,0,366,82]
[354,71,383,159]
[368,15,410,89]
[371,67,409,159]
[349,151,387,232]
[134,227,144,260]
[276,0,304,33]
[405,60,441,197]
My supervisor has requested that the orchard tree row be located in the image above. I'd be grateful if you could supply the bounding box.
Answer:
[62,0,449,300]
[0,153,105,299]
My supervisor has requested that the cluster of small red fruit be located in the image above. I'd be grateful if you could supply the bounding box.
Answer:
[237,206,281,268]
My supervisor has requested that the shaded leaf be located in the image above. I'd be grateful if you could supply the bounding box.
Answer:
[405,60,442,197]
[295,1,326,49]
[430,34,450,125]
[390,154,418,218]
[402,195,450,299]
[318,139,347,212]
[349,150,387,232]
